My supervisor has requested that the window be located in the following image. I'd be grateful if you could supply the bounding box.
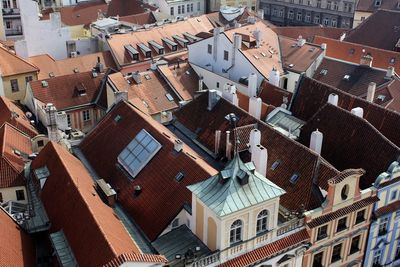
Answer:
[331,19,337,27]
[278,9,284,17]
[288,10,294,19]
[313,252,323,267]
[296,12,302,21]
[341,184,349,200]
[299,0,303,4]
[314,15,320,24]
[391,190,397,200]
[172,218,179,228]
[272,9,278,16]
[187,4,190,12]
[305,13,311,22]
[37,140,44,147]
[331,243,342,263]
[25,76,33,84]
[5,21,11,29]
[207,44,212,54]
[374,0,381,6]
[67,114,71,127]
[190,3,193,12]
[16,189,25,201]
[323,18,329,26]
[2,0,10,8]
[230,220,242,244]
[317,225,328,240]
[256,210,268,233]
[178,5,181,14]
[327,1,331,9]
[181,4,185,13]
[271,160,281,170]
[118,129,162,179]
[396,241,400,260]
[216,82,219,88]
[337,217,347,232]
[378,217,389,235]
[350,235,360,254]
[82,110,90,122]
[10,79,19,92]
[316,0,321,7]
[290,0,294,3]
[373,249,382,265]
[0,192,3,203]
[333,1,338,10]
[197,1,200,11]
[355,209,365,224]
[361,16,365,21]
[170,6,174,15]
[224,50,229,61]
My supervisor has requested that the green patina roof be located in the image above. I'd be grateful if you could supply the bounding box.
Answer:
[187,154,286,217]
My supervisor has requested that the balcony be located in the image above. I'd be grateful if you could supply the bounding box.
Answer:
[277,218,304,236]
[2,8,20,17]
[5,29,23,37]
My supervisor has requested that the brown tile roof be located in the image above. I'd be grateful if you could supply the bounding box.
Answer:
[79,100,217,240]
[106,0,157,17]
[0,97,38,138]
[29,71,104,110]
[174,93,339,212]
[119,12,156,25]
[314,36,400,74]
[356,0,400,12]
[104,253,167,267]
[31,142,165,266]
[273,26,346,43]
[0,45,38,77]
[313,57,392,97]
[219,229,309,267]
[375,200,400,217]
[0,123,32,188]
[28,51,117,80]
[0,207,36,267]
[291,77,400,148]
[307,196,378,228]
[298,104,400,189]
[108,71,179,115]
[258,80,293,107]
[157,62,200,102]
[235,90,276,121]
[279,36,324,73]
[344,10,400,51]
[107,15,214,67]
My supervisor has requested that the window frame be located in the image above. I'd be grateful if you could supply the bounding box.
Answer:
[10,79,19,92]
[229,219,243,245]
[331,243,342,263]
[256,210,269,234]
[349,235,361,254]
[223,50,229,61]
[317,224,328,241]
[207,44,212,54]
[355,209,365,225]
[313,251,324,267]
[378,217,389,236]
[16,189,25,201]
[82,110,91,122]
[336,216,347,233]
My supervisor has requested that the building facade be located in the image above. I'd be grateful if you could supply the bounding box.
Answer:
[147,0,205,18]
[259,0,355,28]
[364,161,400,267]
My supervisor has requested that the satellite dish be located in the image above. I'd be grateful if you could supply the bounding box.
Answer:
[25,112,32,119]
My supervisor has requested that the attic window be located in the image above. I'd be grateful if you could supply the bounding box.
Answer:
[14,149,21,156]
[166,93,174,101]
[114,115,122,123]
[349,48,355,55]
[343,74,351,80]
[377,94,386,101]
[289,173,300,184]
[253,55,260,60]
[175,172,185,182]
[144,74,151,80]
[374,0,381,6]
[320,69,328,75]
[390,57,396,64]
[271,160,281,171]
[75,83,87,96]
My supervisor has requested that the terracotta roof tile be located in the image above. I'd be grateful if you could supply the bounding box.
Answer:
[174,93,339,212]
[0,207,36,267]
[0,123,32,188]
[31,142,164,266]
[79,100,217,240]
[219,229,309,267]
[258,80,293,107]
[344,9,400,51]
[314,36,400,74]
[375,200,400,217]
[291,77,400,148]
[28,51,117,80]
[29,71,104,110]
[0,45,38,77]
[299,104,400,189]
[0,97,38,138]
[307,196,379,228]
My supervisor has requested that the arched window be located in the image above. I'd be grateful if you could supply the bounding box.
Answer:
[230,220,242,244]
[256,210,269,234]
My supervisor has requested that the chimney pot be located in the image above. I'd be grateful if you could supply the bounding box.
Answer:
[351,107,364,118]
[367,82,376,102]
[327,93,339,106]
[251,144,267,177]
[249,97,262,120]
[248,73,258,97]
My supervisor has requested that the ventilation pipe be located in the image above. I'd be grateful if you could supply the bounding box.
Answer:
[252,144,267,177]
[249,129,261,154]
[327,93,339,106]
[248,73,258,97]
[215,130,221,154]
[310,129,323,154]
[249,97,262,120]
[367,82,376,103]
[351,107,364,118]
[268,67,280,87]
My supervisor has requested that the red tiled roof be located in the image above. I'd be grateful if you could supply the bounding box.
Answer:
[119,12,156,25]
[375,200,400,217]
[291,77,400,148]
[31,142,165,266]
[0,123,32,188]
[273,26,346,42]
[314,36,400,74]
[307,196,378,228]
[107,0,157,17]
[299,104,400,189]
[174,93,339,212]
[0,45,38,77]
[79,100,217,240]
[29,71,104,110]
[0,97,38,138]
[219,229,309,267]
[0,208,36,267]
[104,253,167,267]
[344,9,400,51]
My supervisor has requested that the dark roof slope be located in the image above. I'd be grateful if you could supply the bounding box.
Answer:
[273,26,345,42]
[79,100,216,241]
[344,9,400,51]
[107,0,157,17]
[174,93,339,212]
[299,104,400,189]
[357,0,400,13]
[291,77,400,148]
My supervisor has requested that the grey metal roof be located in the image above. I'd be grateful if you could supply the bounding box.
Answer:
[187,154,285,217]
[50,230,78,267]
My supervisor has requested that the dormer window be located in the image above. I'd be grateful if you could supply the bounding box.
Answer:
[229,220,243,245]
[341,184,349,200]
[375,0,381,6]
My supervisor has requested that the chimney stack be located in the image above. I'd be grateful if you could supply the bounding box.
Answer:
[310,129,323,154]
[251,144,267,177]
[254,29,262,48]
[386,66,395,78]
[327,93,339,106]
[208,89,220,111]
[174,139,183,152]
[297,35,306,47]
[268,67,280,87]
[351,107,364,118]
[248,73,258,97]
[320,43,327,50]
[367,82,376,102]
[249,129,261,154]
[215,130,221,154]
[249,97,262,120]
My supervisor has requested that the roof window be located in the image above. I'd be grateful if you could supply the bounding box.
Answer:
[271,160,281,170]
[166,93,174,101]
[289,173,300,184]
[343,74,351,80]
[175,172,185,182]
[320,69,328,75]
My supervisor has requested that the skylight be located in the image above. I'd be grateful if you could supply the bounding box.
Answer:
[289,173,300,184]
[166,93,174,101]
[271,160,281,170]
[118,129,162,179]
[175,172,185,182]
[343,74,351,80]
